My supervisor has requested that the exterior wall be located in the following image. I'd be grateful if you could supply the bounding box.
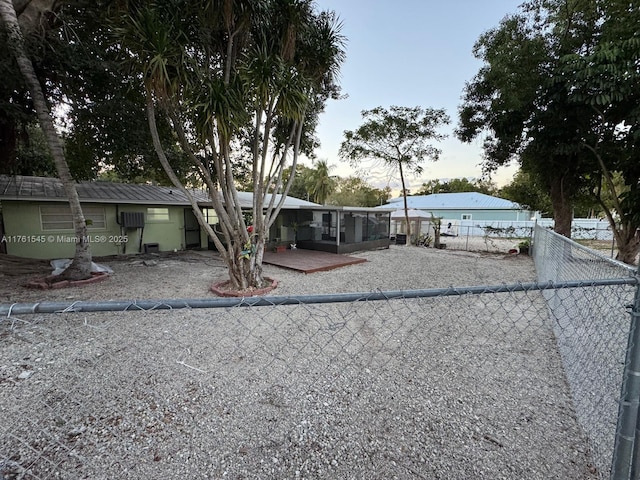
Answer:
[117,204,186,255]
[1,201,187,259]
[391,208,535,237]
[425,208,533,222]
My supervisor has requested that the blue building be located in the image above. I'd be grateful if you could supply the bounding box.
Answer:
[381,192,539,239]
[381,192,536,222]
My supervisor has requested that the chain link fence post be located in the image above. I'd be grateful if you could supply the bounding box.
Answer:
[612,264,640,480]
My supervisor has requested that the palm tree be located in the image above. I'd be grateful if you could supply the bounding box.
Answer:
[0,0,92,280]
[310,159,335,204]
[112,0,345,290]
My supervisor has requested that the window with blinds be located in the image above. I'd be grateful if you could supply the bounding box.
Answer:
[40,205,106,230]
[146,207,170,222]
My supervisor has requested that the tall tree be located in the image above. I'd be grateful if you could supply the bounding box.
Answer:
[416,177,496,195]
[327,176,390,207]
[498,170,552,215]
[112,0,345,290]
[340,105,449,243]
[457,8,592,237]
[0,0,92,280]
[1,0,201,186]
[281,164,315,200]
[458,0,640,263]
[309,159,335,204]
[557,0,640,263]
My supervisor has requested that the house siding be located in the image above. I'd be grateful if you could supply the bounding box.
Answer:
[1,201,186,259]
[0,175,394,259]
[427,209,532,222]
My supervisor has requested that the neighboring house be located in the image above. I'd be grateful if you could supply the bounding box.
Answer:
[0,175,392,259]
[382,192,536,222]
[381,192,538,238]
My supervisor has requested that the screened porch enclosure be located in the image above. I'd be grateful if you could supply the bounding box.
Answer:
[272,207,392,254]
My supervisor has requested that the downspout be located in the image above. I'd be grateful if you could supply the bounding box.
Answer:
[115,204,125,254]
[138,226,144,253]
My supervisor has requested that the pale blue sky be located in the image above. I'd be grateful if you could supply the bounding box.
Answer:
[309,0,524,193]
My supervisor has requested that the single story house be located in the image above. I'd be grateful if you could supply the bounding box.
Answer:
[381,192,538,238]
[382,192,536,221]
[0,175,392,259]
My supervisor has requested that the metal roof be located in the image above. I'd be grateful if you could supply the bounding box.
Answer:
[306,205,395,213]
[381,192,523,210]
[0,175,320,209]
[234,191,319,209]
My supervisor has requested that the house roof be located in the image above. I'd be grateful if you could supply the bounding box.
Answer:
[0,175,320,209]
[234,192,319,209]
[381,192,523,210]
[306,205,395,213]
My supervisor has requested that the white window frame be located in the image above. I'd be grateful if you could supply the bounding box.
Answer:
[461,213,472,220]
[146,207,171,222]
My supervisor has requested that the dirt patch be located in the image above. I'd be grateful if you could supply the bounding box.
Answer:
[0,254,50,276]
[210,277,278,297]
[0,246,599,480]
[23,272,110,290]
[0,247,537,306]
[0,250,229,304]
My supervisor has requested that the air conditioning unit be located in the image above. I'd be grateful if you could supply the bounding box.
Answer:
[121,212,145,228]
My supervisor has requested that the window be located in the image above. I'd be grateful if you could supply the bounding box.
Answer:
[203,208,218,224]
[40,205,106,230]
[461,214,472,220]
[147,207,170,222]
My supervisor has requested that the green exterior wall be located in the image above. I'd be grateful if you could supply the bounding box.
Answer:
[1,201,189,259]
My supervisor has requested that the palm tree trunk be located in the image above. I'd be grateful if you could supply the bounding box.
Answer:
[0,0,92,280]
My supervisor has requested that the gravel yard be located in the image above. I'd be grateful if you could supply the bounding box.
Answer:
[1,246,598,479]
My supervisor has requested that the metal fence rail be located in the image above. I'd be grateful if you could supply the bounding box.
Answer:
[2,272,638,479]
[0,278,634,316]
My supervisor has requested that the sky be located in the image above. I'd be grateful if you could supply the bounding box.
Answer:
[308,0,525,194]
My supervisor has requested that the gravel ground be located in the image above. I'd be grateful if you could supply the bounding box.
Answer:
[0,246,598,479]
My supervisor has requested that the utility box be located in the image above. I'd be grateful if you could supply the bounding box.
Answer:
[144,243,160,253]
[121,212,145,228]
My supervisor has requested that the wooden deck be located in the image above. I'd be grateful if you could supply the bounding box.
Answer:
[262,248,367,273]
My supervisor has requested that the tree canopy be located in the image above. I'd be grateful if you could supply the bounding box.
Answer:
[327,176,391,207]
[340,105,449,242]
[108,0,346,289]
[416,177,496,196]
[457,0,640,263]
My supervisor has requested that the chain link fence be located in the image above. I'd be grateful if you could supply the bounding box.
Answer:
[1,229,638,479]
[402,220,617,256]
[532,224,639,480]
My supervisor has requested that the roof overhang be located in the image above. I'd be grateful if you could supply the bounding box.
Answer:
[304,205,395,213]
